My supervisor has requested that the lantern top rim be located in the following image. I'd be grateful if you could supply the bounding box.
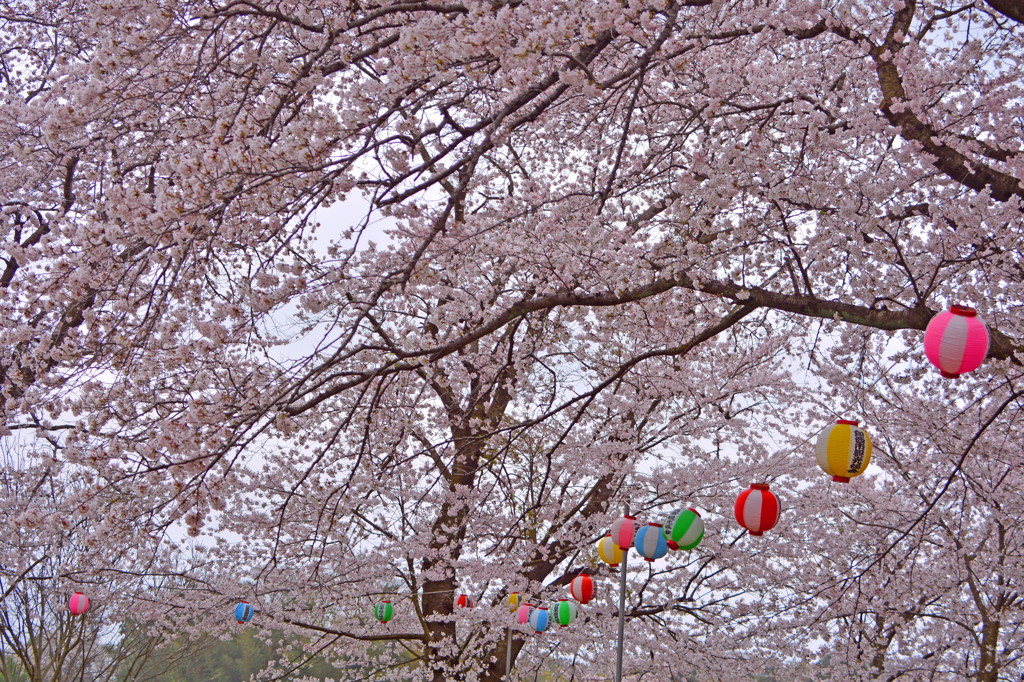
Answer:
[836,419,859,425]
[751,482,771,490]
[647,522,664,527]
[688,508,701,516]
[949,305,977,317]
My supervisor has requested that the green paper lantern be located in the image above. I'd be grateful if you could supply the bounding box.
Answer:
[662,507,704,551]
[374,600,394,623]
[551,599,577,627]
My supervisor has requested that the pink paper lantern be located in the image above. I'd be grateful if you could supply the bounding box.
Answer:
[735,483,781,536]
[610,514,637,549]
[517,603,534,625]
[69,592,90,616]
[924,305,989,378]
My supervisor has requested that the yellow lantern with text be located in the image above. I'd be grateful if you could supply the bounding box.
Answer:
[815,419,872,483]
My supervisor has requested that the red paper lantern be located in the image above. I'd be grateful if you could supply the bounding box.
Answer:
[923,305,989,378]
[569,573,594,604]
[68,592,90,616]
[455,594,475,609]
[734,483,781,536]
[610,514,637,549]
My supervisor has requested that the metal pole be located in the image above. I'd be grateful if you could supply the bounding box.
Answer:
[615,549,628,682]
[505,626,512,680]
[615,506,630,682]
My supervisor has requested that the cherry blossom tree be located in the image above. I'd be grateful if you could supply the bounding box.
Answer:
[2,0,1024,679]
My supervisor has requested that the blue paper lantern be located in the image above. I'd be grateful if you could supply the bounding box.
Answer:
[529,606,550,633]
[234,601,254,624]
[634,523,668,562]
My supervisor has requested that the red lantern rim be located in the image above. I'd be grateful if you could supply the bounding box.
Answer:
[832,475,851,483]
[940,370,961,379]
[949,305,977,317]
[647,522,663,527]
[837,419,859,425]
[622,515,637,520]
[667,541,679,550]
[751,482,771,490]
[688,508,701,516]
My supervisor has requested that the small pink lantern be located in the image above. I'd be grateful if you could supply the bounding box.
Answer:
[610,514,637,550]
[923,305,989,378]
[69,592,90,616]
[735,483,781,536]
[517,602,534,625]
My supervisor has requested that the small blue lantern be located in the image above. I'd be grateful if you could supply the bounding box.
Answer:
[234,601,255,624]
[529,606,550,633]
[634,523,668,562]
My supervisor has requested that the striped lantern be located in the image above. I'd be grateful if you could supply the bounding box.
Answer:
[551,599,577,627]
[569,573,594,604]
[924,305,989,378]
[374,600,394,623]
[610,514,637,549]
[507,592,520,612]
[597,534,623,567]
[816,419,872,483]
[68,592,90,616]
[234,601,254,624]
[634,523,669,562]
[734,483,781,536]
[662,508,705,551]
[517,603,534,625]
[529,606,550,633]
[455,594,475,609]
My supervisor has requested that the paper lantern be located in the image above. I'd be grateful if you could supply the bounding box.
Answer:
[610,514,637,549]
[234,601,254,624]
[597,534,623,567]
[455,594,475,609]
[551,599,577,627]
[816,419,872,483]
[68,592,89,616]
[734,483,781,536]
[507,592,520,612]
[374,600,394,623]
[569,573,594,604]
[517,603,534,625]
[529,606,550,633]
[662,508,705,551]
[924,305,989,378]
[634,523,669,561]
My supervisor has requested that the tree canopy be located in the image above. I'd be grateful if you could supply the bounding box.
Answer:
[2,0,1023,679]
